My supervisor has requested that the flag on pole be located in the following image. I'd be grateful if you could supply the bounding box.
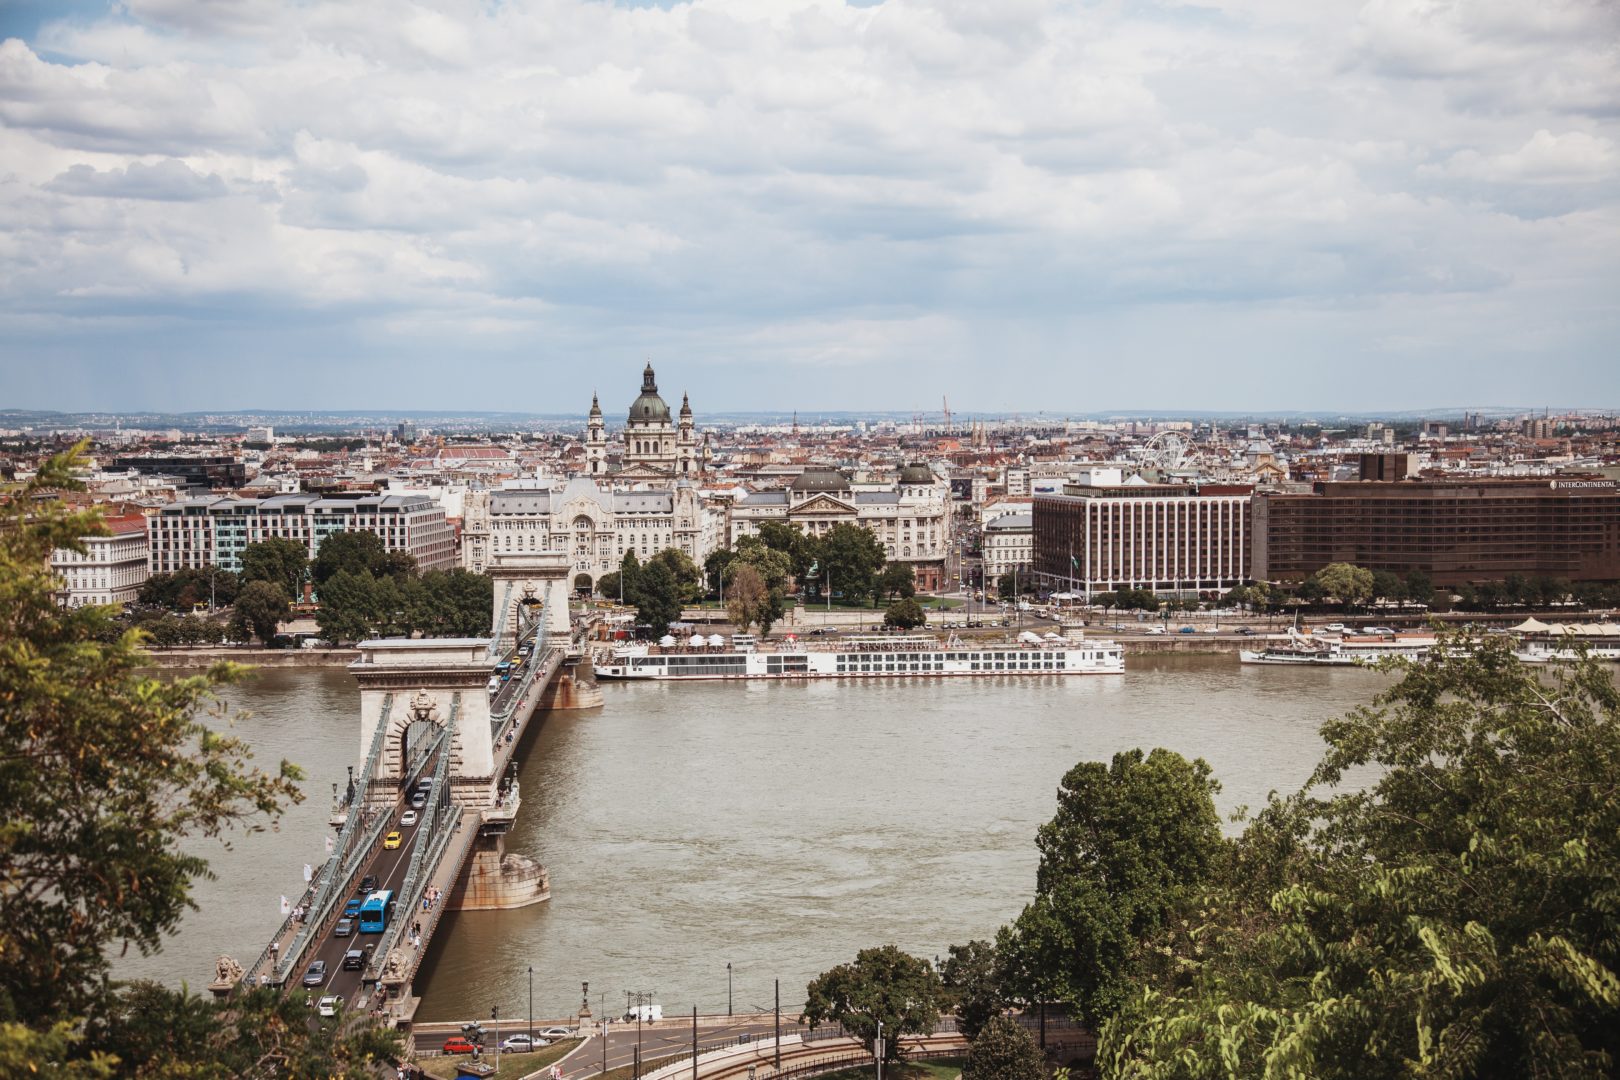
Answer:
[280,895,290,916]
[1071,556,1079,570]
[303,863,313,883]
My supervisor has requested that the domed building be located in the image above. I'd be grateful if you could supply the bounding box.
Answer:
[585,363,701,481]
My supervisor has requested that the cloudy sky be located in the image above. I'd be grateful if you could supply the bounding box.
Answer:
[0,0,1616,415]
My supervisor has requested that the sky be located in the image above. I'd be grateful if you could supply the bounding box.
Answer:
[0,0,1616,416]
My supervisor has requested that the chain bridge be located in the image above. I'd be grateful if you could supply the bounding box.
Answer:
[217,553,600,1026]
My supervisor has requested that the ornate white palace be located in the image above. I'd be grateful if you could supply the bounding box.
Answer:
[461,365,722,592]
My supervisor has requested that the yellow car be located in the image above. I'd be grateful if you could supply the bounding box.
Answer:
[383,831,402,850]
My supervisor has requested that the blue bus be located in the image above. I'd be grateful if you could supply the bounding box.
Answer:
[358,889,395,934]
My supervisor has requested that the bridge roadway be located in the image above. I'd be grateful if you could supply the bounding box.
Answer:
[248,625,572,1023]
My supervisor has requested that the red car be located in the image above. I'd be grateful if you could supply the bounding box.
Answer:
[443,1037,477,1055]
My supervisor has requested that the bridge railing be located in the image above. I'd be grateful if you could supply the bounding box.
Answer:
[367,695,458,985]
[268,690,399,984]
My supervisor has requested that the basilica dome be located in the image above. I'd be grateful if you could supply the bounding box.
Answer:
[630,363,671,423]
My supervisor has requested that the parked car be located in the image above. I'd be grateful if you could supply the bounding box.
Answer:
[1366,626,1396,635]
[443,1037,477,1055]
[1145,627,1165,635]
[384,830,403,850]
[1323,622,1346,633]
[342,948,365,971]
[301,960,326,987]
[501,1034,546,1052]
[1236,627,1258,636]
[333,918,354,937]
[317,995,341,1018]
[401,809,419,827]
[537,1026,575,1039]
[1178,626,1197,634]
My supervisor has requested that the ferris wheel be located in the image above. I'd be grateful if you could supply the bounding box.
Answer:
[1144,431,1192,470]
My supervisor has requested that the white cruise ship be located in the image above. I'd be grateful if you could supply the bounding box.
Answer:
[594,633,1125,681]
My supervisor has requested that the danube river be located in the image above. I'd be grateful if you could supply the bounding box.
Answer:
[118,656,1387,1022]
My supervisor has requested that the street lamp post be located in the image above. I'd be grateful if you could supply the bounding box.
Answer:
[492,1006,500,1068]
[528,965,534,1044]
[727,962,732,1017]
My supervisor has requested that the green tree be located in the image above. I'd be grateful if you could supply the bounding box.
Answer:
[1369,569,1404,604]
[628,559,683,637]
[314,569,379,644]
[879,563,916,601]
[138,568,240,612]
[756,521,818,582]
[648,547,705,603]
[1403,569,1433,606]
[758,588,788,635]
[0,447,303,1039]
[311,530,390,586]
[88,981,402,1079]
[1004,748,1224,1025]
[820,523,887,606]
[238,537,308,604]
[1308,562,1374,608]
[1099,640,1620,1079]
[705,548,737,598]
[963,1016,1045,1080]
[233,580,290,645]
[999,572,1018,601]
[803,945,944,1062]
[734,536,795,592]
[941,940,1007,1041]
[884,597,927,630]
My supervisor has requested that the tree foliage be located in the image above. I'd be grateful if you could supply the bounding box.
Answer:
[310,530,413,588]
[1099,640,1620,1079]
[941,939,1008,1041]
[646,547,705,604]
[724,562,769,634]
[139,568,240,612]
[0,447,304,1038]
[231,580,290,645]
[626,555,684,637]
[884,597,927,630]
[803,945,944,1062]
[87,981,403,1079]
[879,563,916,601]
[733,536,795,593]
[819,522,888,606]
[238,537,308,604]
[1307,562,1375,608]
[315,567,492,643]
[963,1016,1046,1080]
[1002,748,1225,1025]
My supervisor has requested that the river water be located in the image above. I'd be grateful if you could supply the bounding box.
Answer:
[117,656,1387,1023]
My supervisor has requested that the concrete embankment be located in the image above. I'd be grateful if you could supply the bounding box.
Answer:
[140,647,360,669]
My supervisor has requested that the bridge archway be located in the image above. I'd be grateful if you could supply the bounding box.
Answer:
[396,690,448,785]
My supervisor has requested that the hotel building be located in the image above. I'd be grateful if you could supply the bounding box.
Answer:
[1033,470,1253,596]
[148,493,457,575]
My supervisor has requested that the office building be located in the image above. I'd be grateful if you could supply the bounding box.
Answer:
[148,493,456,575]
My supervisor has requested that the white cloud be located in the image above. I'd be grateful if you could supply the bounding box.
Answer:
[0,0,1616,410]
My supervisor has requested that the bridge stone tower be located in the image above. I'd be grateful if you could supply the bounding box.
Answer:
[488,551,571,640]
[351,638,497,806]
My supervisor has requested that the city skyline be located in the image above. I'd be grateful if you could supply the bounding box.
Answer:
[1,1,1616,413]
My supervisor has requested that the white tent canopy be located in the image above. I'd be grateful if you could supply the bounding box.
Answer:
[658,634,676,647]
[1018,630,1042,644]
[1511,618,1552,633]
